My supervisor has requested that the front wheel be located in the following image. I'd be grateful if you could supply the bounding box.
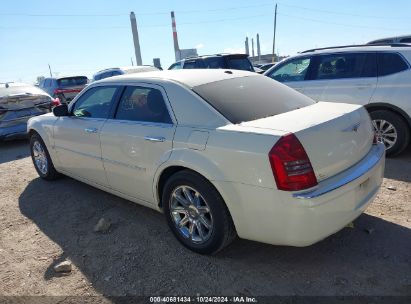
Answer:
[370,110,410,157]
[163,170,236,255]
[30,133,59,180]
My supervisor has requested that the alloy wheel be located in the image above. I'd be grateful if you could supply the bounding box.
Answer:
[32,141,48,175]
[372,119,398,150]
[169,185,213,244]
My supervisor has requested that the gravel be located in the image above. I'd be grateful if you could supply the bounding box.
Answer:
[0,139,410,297]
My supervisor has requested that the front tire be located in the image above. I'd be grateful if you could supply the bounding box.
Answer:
[30,133,59,180]
[163,170,236,255]
[370,110,410,157]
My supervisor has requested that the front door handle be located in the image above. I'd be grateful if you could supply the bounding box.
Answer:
[144,136,165,142]
[84,127,98,133]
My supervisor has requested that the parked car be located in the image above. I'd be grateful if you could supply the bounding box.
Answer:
[367,35,411,44]
[264,44,411,156]
[28,70,384,254]
[168,54,255,72]
[39,76,88,104]
[259,62,276,71]
[0,82,58,140]
[92,66,160,82]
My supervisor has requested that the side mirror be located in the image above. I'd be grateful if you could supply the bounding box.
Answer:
[53,104,69,117]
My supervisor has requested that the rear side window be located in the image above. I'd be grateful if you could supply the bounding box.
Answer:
[193,75,315,124]
[72,86,118,118]
[203,57,225,69]
[377,53,409,76]
[226,57,254,71]
[312,53,376,80]
[58,76,88,87]
[114,86,172,124]
[267,58,311,82]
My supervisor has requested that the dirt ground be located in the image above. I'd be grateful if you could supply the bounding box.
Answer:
[0,140,410,299]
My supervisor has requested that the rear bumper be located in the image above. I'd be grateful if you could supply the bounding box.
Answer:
[214,143,385,246]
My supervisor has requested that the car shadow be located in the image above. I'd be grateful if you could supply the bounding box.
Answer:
[0,139,30,165]
[19,177,411,296]
[384,145,411,183]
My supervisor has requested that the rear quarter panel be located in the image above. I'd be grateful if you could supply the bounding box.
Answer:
[371,68,411,118]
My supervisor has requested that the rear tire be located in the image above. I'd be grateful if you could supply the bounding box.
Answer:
[162,170,236,255]
[369,110,410,157]
[30,133,60,180]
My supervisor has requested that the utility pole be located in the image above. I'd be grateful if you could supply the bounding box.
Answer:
[130,12,142,65]
[272,3,277,62]
[48,64,52,77]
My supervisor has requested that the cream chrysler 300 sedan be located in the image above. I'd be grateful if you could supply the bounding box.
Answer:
[27,70,385,254]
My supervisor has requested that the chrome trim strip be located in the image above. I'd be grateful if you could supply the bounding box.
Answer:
[293,143,385,199]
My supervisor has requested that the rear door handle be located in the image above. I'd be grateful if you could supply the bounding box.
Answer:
[84,127,98,133]
[144,136,165,142]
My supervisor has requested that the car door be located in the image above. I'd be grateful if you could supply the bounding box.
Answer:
[309,52,377,105]
[53,85,121,186]
[265,57,313,94]
[100,84,176,203]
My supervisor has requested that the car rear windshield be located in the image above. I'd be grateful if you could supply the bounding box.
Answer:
[192,75,315,124]
[226,57,254,71]
[57,76,88,87]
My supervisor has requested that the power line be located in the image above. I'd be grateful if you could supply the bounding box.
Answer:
[0,13,272,30]
[277,2,410,20]
[277,12,404,32]
[0,2,273,17]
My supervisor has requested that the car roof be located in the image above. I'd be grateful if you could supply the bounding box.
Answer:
[299,44,411,55]
[97,69,256,88]
[367,35,411,44]
[95,66,157,74]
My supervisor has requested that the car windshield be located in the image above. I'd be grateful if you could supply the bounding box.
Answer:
[192,75,315,124]
[57,76,88,87]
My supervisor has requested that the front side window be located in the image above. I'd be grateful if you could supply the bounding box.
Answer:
[114,86,172,124]
[313,53,376,80]
[267,58,311,82]
[72,86,118,118]
[183,60,202,69]
[377,53,408,76]
[169,62,182,70]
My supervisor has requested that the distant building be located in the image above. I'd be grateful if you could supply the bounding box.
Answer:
[177,48,198,60]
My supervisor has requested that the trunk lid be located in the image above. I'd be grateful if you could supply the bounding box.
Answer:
[239,102,374,181]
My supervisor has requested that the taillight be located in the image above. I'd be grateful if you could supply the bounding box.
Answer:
[54,88,80,95]
[269,133,318,191]
[51,98,61,107]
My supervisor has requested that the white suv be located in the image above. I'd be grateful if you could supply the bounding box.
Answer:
[265,44,411,156]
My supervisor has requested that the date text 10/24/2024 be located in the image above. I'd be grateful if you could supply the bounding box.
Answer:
[149,296,258,303]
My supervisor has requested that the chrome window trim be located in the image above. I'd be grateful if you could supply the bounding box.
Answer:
[112,82,177,125]
[293,143,385,199]
[104,118,174,129]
